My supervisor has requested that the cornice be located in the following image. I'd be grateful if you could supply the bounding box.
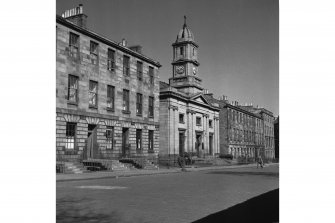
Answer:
[56,15,161,68]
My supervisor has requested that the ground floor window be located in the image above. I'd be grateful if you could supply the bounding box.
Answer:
[106,126,114,149]
[136,129,142,151]
[65,122,76,149]
[148,130,154,152]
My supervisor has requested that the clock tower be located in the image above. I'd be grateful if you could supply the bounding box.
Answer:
[169,16,203,95]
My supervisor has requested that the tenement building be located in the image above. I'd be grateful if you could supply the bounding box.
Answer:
[56,5,161,162]
[159,17,220,164]
[204,95,265,160]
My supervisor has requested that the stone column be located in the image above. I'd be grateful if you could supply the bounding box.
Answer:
[215,118,220,153]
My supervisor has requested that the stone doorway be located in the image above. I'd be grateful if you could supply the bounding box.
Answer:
[195,132,203,157]
[209,133,213,155]
[179,131,185,156]
[122,128,130,157]
[86,124,98,159]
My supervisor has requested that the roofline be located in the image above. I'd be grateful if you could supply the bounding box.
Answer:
[56,15,161,68]
[205,97,262,119]
[160,91,220,112]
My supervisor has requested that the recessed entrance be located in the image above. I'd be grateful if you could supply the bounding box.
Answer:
[179,131,185,155]
[195,132,203,156]
[122,128,129,157]
[209,134,213,155]
[86,124,97,159]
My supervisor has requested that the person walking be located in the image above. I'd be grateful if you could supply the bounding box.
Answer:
[257,156,264,168]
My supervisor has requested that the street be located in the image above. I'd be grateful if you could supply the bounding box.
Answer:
[57,165,279,223]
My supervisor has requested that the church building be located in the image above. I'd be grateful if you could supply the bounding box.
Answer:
[159,17,220,165]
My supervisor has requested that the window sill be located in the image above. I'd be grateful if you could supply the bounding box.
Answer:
[67,101,78,106]
[122,110,131,114]
[89,105,98,109]
[179,122,185,124]
[196,124,202,126]
[137,114,143,117]
[148,150,155,154]
[106,107,115,112]
[148,116,154,119]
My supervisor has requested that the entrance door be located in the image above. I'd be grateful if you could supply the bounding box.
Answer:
[209,134,213,155]
[195,132,202,156]
[179,131,185,156]
[122,128,129,157]
[87,124,97,159]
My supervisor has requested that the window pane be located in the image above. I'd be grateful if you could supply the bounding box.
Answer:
[148,130,154,151]
[149,67,154,84]
[136,129,142,150]
[90,41,98,54]
[89,81,98,106]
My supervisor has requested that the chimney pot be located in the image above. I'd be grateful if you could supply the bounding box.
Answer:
[79,4,83,14]
[121,38,127,47]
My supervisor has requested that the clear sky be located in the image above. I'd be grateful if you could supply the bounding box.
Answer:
[57,0,279,116]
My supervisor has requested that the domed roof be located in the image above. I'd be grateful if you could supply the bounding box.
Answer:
[176,16,194,42]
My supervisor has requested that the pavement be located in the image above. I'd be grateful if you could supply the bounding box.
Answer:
[57,164,279,223]
[56,162,279,182]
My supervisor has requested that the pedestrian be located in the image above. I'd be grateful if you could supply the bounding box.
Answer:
[257,156,264,168]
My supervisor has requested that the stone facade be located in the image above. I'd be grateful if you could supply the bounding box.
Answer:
[56,11,161,162]
[205,96,264,160]
[159,18,220,165]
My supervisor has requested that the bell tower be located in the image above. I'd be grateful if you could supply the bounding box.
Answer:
[169,16,203,95]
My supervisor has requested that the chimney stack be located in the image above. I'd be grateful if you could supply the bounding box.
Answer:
[129,45,142,53]
[119,38,127,47]
[61,4,87,29]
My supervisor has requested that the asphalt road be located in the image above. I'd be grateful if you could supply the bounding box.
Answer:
[57,165,279,223]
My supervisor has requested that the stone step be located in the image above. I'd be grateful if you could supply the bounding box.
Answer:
[63,162,85,174]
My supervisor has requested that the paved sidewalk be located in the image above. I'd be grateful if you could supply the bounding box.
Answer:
[56,163,279,182]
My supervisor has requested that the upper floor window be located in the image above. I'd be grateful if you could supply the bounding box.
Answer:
[123,55,130,76]
[196,117,201,126]
[67,75,78,103]
[136,93,143,116]
[137,61,143,81]
[149,66,154,84]
[192,47,195,56]
[148,96,154,118]
[89,81,98,107]
[179,113,184,123]
[209,120,213,128]
[107,85,115,111]
[123,89,130,112]
[106,126,114,149]
[90,41,99,65]
[69,32,79,57]
[90,41,99,64]
[107,49,115,71]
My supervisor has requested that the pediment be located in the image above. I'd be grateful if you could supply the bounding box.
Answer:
[190,94,210,105]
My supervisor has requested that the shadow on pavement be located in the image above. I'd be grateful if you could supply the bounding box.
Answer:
[57,197,146,223]
[207,171,279,177]
[192,188,279,223]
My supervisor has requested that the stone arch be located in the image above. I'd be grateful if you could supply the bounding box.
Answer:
[86,117,100,125]
[104,119,117,127]
[63,114,80,123]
